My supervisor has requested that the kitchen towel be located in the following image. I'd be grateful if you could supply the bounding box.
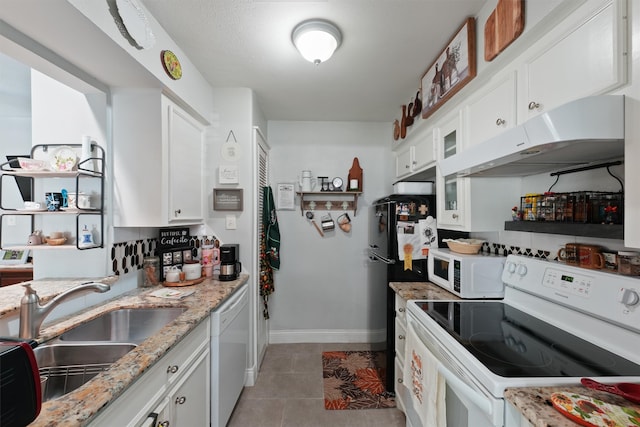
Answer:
[404,320,446,427]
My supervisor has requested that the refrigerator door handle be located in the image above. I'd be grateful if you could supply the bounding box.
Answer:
[369,251,396,265]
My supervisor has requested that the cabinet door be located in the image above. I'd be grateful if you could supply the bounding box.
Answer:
[165,100,204,223]
[464,71,516,148]
[171,350,210,427]
[395,145,414,179]
[436,114,465,228]
[521,0,626,120]
[412,132,436,171]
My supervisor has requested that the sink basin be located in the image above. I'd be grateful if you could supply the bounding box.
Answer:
[59,307,187,344]
[34,343,137,401]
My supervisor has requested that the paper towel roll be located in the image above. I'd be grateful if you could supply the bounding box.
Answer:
[81,135,94,171]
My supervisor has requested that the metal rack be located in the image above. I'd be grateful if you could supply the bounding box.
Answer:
[0,143,105,250]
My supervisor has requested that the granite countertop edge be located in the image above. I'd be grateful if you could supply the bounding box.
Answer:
[389,281,637,427]
[27,274,249,427]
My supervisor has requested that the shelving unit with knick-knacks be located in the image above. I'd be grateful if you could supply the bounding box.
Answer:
[297,191,362,216]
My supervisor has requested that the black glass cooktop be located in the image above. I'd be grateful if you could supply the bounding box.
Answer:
[414,301,640,378]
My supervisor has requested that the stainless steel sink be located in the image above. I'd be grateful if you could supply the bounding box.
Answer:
[58,307,187,344]
[34,343,137,401]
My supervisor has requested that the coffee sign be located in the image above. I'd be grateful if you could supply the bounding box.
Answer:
[158,227,190,248]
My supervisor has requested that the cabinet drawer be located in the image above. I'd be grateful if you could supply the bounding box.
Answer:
[395,318,407,361]
[395,295,407,324]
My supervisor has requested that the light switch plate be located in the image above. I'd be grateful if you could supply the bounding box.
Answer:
[225,214,237,230]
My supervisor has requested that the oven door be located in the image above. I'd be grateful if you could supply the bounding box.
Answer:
[403,315,504,427]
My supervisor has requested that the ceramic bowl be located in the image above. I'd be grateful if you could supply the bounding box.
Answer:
[18,157,48,171]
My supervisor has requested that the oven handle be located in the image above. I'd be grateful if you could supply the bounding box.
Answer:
[408,317,496,419]
[436,362,494,417]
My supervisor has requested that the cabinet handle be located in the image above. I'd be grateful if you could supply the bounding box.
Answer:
[167,365,179,374]
[174,209,181,216]
[398,335,405,340]
[398,378,404,384]
[398,307,405,313]
[495,118,505,126]
[159,422,170,427]
[405,165,410,169]
[528,101,540,110]
[175,396,187,405]
[452,213,459,219]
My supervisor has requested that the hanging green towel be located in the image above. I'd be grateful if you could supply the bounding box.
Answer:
[262,186,280,269]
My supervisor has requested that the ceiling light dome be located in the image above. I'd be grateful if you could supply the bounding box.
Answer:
[292,19,342,64]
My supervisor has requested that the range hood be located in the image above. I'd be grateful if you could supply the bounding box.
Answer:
[439,95,624,177]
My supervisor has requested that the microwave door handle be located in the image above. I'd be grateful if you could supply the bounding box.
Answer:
[369,251,396,265]
[436,363,495,418]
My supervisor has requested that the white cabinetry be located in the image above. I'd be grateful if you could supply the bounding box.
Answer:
[395,145,413,180]
[394,294,408,413]
[393,124,436,181]
[113,91,205,227]
[464,71,517,148]
[89,320,210,427]
[520,0,626,121]
[163,96,205,223]
[436,113,521,232]
[435,112,466,228]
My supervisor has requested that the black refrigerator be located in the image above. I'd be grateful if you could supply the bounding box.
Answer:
[369,193,468,395]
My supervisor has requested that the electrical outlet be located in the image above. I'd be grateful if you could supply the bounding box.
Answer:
[225,215,237,230]
[6,216,16,226]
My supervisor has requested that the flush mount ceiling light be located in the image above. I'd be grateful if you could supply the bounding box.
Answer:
[292,19,342,64]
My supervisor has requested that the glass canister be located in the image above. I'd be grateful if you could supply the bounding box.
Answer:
[617,251,640,276]
[143,256,160,286]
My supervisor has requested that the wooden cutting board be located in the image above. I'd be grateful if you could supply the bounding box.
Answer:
[551,392,640,427]
[484,0,524,61]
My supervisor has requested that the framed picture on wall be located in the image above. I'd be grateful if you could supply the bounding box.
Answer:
[420,17,477,120]
[0,249,29,265]
[213,188,243,211]
[276,183,295,210]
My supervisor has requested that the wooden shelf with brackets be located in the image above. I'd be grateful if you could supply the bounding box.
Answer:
[297,191,362,216]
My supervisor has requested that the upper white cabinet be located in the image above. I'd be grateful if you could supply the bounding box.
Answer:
[163,97,205,223]
[464,71,517,148]
[520,0,626,121]
[393,124,436,181]
[435,112,465,228]
[113,91,205,227]
[394,145,413,180]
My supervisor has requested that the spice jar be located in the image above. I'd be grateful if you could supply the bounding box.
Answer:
[143,256,160,287]
[617,251,640,276]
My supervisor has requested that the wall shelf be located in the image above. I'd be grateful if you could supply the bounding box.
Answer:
[297,191,362,216]
[0,143,105,250]
[504,221,624,240]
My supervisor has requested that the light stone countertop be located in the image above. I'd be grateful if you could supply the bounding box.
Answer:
[389,282,635,427]
[12,275,249,427]
[505,385,639,426]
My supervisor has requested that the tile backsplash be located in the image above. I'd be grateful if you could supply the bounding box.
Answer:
[110,235,218,276]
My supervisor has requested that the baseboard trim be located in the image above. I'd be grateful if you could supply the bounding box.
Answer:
[269,328,386,344]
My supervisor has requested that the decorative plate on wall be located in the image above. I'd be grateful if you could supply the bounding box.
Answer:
[115,0,156,49]
[161,50,183,80]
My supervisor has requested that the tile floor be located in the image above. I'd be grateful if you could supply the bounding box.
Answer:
[227,343,406,427]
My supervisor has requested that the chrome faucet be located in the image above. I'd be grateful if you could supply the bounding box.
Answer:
[19,282,111,339]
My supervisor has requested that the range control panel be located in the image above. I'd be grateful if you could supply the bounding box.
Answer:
[502,255,640,332]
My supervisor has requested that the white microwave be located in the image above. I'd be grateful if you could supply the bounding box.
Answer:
[427,248,506,298]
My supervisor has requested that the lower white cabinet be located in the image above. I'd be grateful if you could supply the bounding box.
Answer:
[89,320,210,427]
[394,294,407,413]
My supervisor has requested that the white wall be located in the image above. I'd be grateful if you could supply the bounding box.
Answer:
[30,70,109,279]
[0,52,32,245]
[266,120,392,343]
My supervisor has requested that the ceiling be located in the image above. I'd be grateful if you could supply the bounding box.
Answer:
[139,0,487,122]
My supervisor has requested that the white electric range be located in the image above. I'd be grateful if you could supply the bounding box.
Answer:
[404,254,640,427]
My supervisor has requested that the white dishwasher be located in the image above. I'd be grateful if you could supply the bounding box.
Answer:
[210,284,249,427]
